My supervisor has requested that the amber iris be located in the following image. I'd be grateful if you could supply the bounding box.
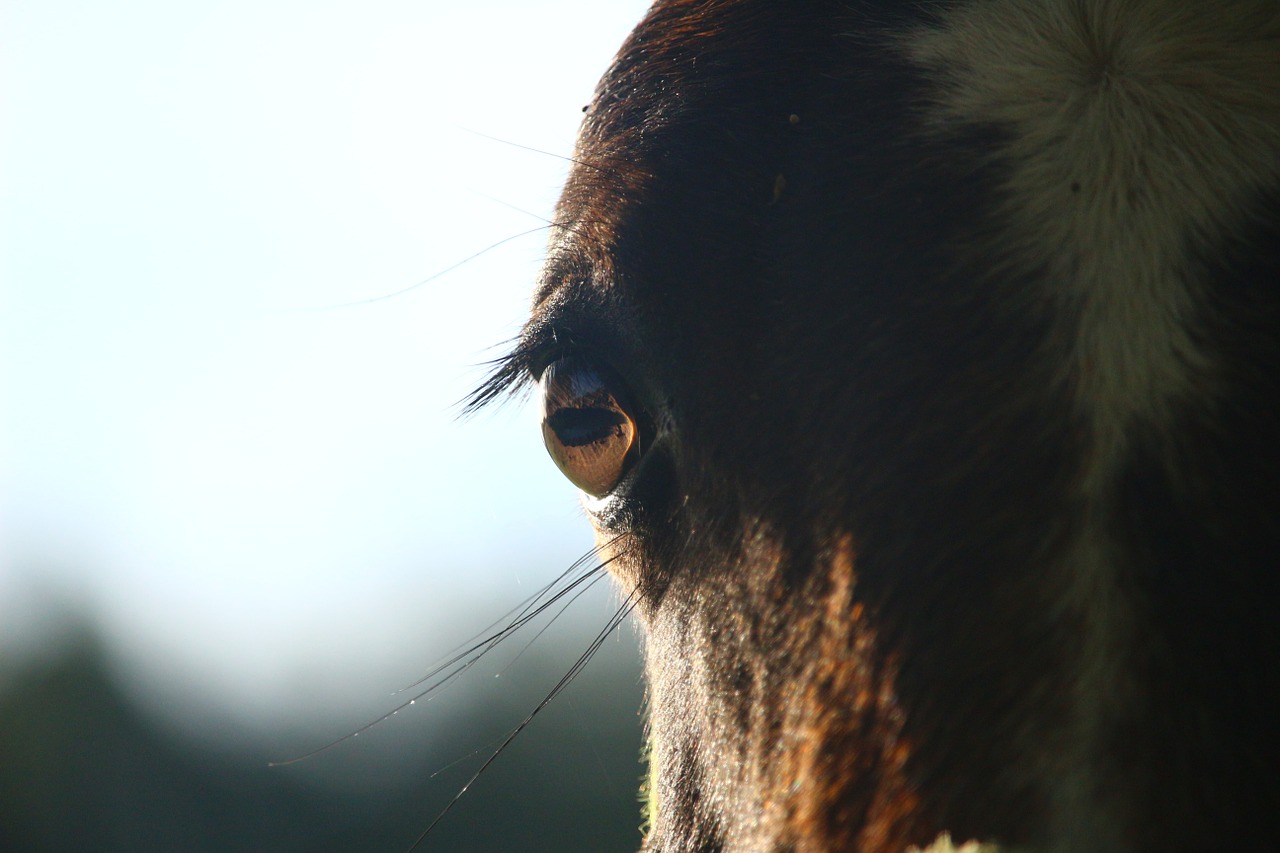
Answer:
[539,355,637,497]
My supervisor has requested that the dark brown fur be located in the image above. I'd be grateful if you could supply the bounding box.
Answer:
[478,1,1280,850]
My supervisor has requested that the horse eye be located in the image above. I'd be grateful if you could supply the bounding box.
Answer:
[539,355,638,497]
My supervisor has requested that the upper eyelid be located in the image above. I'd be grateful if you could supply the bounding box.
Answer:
[465,304,604,414]
[513,280,635,386]
[529,341,607,383]
[521,317,607,380]
[522,333,569,382]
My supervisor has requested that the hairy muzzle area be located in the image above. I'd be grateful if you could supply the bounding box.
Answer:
[618,524,939,853]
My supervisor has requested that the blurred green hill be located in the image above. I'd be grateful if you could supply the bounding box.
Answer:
[0,626,645,852]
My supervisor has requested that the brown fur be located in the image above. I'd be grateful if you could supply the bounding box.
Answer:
[476,1,1280,850]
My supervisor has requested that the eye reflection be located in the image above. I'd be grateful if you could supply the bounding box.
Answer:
[539,355,637,497]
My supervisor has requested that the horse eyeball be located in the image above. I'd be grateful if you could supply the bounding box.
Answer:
[539,356,637,497]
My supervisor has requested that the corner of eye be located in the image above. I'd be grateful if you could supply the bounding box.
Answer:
[580,489,618,515]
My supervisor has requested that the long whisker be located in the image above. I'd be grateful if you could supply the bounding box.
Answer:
[426,571,616,776]
[407,586,640,851]
[467,189,554,225]
[395,547,600,691]
[268,537,627,768]
[459,127,612,177]
[392,545,617,695]
[458,127,652,190]
[396,534,626,694]
[283,227,554,314]
[496,566,611,678]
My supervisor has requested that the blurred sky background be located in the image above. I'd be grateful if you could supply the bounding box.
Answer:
[1,0,654,826]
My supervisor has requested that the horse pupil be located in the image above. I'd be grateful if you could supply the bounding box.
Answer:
[547,407,628,448]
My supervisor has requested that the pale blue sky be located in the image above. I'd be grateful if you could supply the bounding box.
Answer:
[0,0,652,732]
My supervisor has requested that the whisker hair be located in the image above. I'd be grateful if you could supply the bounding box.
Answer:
[268,538,627,768]
[280,227,554,315]
[458,126,617,178]
[496,567,612,678]
[407,587,641,851]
